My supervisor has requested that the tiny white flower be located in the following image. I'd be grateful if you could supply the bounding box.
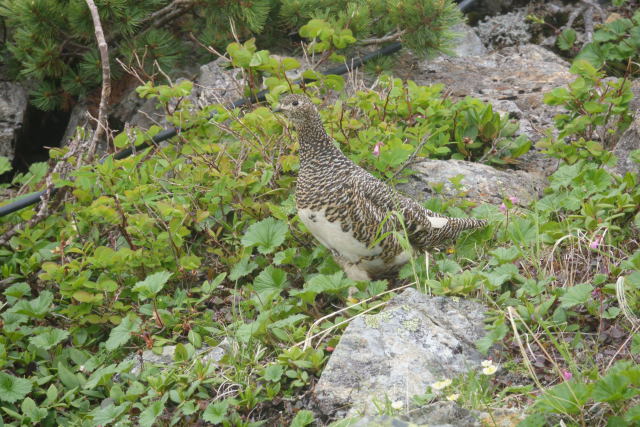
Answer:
[481,360,494,368]
[482,365,498,375]
[391,400,404,410]
[431,379,452,390]
[446,393,460,401]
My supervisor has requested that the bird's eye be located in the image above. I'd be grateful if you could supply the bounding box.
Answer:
[292,100,299,106]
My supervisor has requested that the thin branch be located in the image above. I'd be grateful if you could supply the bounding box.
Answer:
[138,0,194,29]
[360,29,407,46]
[390,133,431,182]
[85,0,111,159]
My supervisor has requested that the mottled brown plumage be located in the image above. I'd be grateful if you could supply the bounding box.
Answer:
[276,94,487,280]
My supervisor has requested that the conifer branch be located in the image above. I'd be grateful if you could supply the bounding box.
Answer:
[85,0,111,160]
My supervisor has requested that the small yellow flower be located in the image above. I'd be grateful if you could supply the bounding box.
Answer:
[446,393,459,401]
[482,365,498,375]
[446,247,455,254]
[391,400,404,410]
[431,379,452,390]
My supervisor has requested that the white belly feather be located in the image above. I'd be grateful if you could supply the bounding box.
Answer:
[298,208,411,280]
[298,208,381,262]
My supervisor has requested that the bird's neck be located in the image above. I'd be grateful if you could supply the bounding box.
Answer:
[295,115,342,164]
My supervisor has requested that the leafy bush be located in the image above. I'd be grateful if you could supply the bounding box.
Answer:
[540,59,633,164]
[1,27,639,425]
[0,0,463,111]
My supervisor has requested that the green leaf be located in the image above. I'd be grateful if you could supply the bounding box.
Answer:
[105,314,142,351]
[0,156,11,174]
[21,397,48,423]
[11,291,53,319]
[290,409,315,427]
[253,266,288,299]
[29,328,70,350]
[84,363,124,390]
[138,398,166,427]
[517,413,547,427]
[626,404,640,422]
[631,334,640,355]
[229,256,259,281]
[174,343,189,362]
[559,283,594,308]
[202,399,230,424]
[241,217,288,254]
[57,362,81,389]
[132,271,172,300]
[90,403,128,425]
[534,380,591,414]
[490,246,521,264]
[593,372,631,403]
[557,28,577,50]
[179,255,201,270]
[0,372,32,403]
[72,290,103,303]
[290,272,354,303]
[263,364,283,382]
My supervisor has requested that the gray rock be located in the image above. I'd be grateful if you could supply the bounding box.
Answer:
[394,44,573,176]
[59,100,89,147]
[334,402,525,427]
[189,58,244,109]
[337,402,481,427]
[605,80,640,176]
[0,81,28,161]
[476,11,531,50]
[125,344,225,376]
[607,116,640,177]
[314,288,488,417]
[398,159,545,206]
[111,86,165,130]
[450,24,486,57]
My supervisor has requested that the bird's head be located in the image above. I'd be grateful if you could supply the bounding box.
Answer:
[273,94,318,127]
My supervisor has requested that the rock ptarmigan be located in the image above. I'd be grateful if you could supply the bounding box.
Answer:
[276,94,487,281]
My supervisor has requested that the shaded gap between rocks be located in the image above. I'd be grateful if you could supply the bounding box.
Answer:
[4,106,71,181]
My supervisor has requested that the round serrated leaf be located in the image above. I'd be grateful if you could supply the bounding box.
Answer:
[240,217,288,254]
[0,372,32,403]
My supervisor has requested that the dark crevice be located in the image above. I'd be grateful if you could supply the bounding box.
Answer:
[9,105,70,178]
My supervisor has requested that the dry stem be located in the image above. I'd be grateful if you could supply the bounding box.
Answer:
[85,0,111,160]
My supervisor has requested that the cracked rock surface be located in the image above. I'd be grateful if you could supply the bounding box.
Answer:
[398,158,546,206]
[313,288,487,417]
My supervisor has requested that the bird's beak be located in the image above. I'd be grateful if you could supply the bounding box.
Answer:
[273,105,282,113]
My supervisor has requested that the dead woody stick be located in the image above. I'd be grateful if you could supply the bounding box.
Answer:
[85,0,111,160]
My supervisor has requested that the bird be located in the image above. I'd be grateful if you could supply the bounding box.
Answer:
[275,93,488,281]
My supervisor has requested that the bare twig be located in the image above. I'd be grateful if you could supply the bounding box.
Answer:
[139,0,194,29]
[360,29,407,46]
[390,133,431,181]
[85,0,111,159]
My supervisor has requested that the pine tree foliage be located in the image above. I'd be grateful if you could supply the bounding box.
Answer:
[0,0,462,111]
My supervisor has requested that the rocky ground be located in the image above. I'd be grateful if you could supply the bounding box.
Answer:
[1,1,639,425]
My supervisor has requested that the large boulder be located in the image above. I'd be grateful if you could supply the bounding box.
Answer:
[340,402,524,427]
[607,116,640,177]
[394,44,574,176]
[189,57,245,109]
[0,81,28,162]
[399,158,546,207]
[313,288,488,417]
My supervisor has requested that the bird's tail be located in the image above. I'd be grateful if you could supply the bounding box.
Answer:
[412,215,488,249]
